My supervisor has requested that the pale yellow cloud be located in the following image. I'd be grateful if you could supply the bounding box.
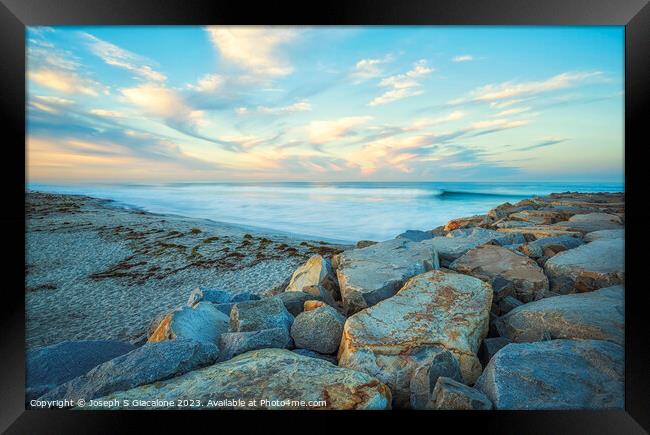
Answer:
[28,69,99,96]
[369,60,434,106]
[308,116,372,144]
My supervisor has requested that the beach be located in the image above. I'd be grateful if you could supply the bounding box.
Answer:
[25,192,348,349]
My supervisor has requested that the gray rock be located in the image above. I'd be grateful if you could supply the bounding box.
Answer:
[544,239,624,294]
[274,291,322,317]
[292,348,338,364]
[495,220,535,229]
[26,340,136,401]
[284,255,338,297]
[497,295,523,315]
[519,235,584,259]
[230,297,294,333]
[336,238,437,314]
[213,303,234,316]
[93,349,391,410]
[187,287,259,307]
[423,228,524,266]
[495,286,624,345]
[38,339,218,402]
[429,377,493,410]
[488,203,534,220]
[355,240,378,249]
[396,229,435,242]
[555,213,624,233]
[291,305,346,354]
[478,337,512,367]
[219,328,292,361]
[409,349,463,409]
[475,339,624,409]
[149,302,229,345]
[584,229,625,242]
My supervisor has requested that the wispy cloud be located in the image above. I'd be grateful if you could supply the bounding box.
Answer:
[368,60,434,106]
[453,55,473,62]
[350,55,393,82]
[205,26,298,77]
[308,116,372,144]
[515,137,567,152]
[82,33,167,82]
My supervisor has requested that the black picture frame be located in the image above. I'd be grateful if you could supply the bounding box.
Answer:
[1,0,648,432]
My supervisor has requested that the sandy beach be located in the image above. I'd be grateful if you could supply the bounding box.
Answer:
[25,192,348,349]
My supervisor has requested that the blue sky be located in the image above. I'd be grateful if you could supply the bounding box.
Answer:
[26,26,624,183]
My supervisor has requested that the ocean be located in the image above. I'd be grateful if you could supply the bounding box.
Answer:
[28,181,624,243]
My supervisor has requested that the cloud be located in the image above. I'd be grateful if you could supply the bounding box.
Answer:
[351,55,392,81]
[186,74,225,92]
[29,69,100,96]
[82,33,167,82]
[491,107,531,117]
[369,60,434,106]
[515,137,567,152]
[453,55,473,62]
[308,116,372,144]
[205,26,298,77]
[451,71,603,104]
[408,110,466,130]
[257,100,312,115]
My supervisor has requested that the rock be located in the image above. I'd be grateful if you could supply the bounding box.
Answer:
[495,286,624,345]
[336,238,437,314]
[212,303,235,316]
[94,349,391,410]
[219,328,292,361]
[475,339,624,409]
[292,348,338,364]
[584,229,625,242]
[396,229,435,242]
[302,284,339,308]
[443,215,489,232]
[338,270,492,407]
[555,213,624,233]
[230,298,294,333]
[291,306,346,354]
[509,209,569,225]
[488,203,534,220]
[409,349,463,409]
[355,240,378,249]
[478,337,512,367]
[26,340,136,401]
[424,228,525,266]
[495,220,535,229]
[148,302,229,345]
[450,245,548,303]
[429,377,493,410]
[497,226,583,239]
[38,339,218,402]
[544,239,624,294]
[497,295,523,314]
[304,300,327,311]
[285,255,338,299]
[187,287,259,307]
[519,235,584,259]
[274,291,322,317]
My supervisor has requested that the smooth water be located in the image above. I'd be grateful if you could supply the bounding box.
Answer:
[28,181,624,243]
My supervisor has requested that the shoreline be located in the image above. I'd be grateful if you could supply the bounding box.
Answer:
[25,191,350,349]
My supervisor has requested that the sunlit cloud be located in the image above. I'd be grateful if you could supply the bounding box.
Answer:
[186,74,225,92]
[453,55,473,62]
[205,26,298,77]
[308,116,372,144]
[29,69,100,96]
[350,55,393,82]
[369,60,434,106]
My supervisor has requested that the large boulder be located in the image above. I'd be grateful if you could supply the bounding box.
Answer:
[274,291,322,317]
[335,238,437,314]
[555,213,624,233]
[450,245,548,303]
[508,209,570,225]
[488,203,534,220]
[423,228,524,266]
[292,348,338,365]
[148,302,229,345]
[497,226,582,239]
[495,286,624,345]
[38,339,218,402]
[219,328,292,361]
[396,229,435,242]
[26,340,136,401]
[478,337,512,367]
[291,305,346,355]
[285,255,338,298]
[544,239,624,294]
[584,229,625,242]
[519,235,584,259]
[338,270,492,407]
[429,377,493,410]
[475,339,624,409]
[409,349,463,409]
[443,215,489,232]
[229,297,294,333]
[93,349,391,409]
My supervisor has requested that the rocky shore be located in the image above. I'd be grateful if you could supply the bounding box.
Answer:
[27,191,625,410]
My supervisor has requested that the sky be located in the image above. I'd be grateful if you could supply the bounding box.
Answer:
[26,26,624,183]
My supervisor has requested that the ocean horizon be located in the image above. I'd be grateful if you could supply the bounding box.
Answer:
[27,181,624,242]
